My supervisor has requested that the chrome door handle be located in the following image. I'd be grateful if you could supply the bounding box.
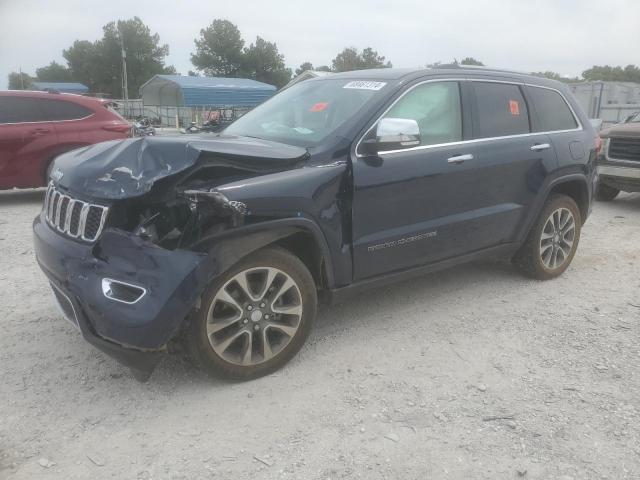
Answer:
[530,143,551,151]
[447,153,474,164]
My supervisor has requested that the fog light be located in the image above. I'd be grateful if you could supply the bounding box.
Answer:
[101,278,146,304]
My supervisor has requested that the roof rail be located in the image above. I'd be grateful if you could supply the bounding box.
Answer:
[440,64,532,76]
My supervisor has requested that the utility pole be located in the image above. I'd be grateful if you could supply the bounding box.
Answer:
[19,67,24,89]
[118,25,129,117]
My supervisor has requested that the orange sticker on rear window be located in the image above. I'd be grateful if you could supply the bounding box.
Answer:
[509,100,520,116]
[310,102,328,112]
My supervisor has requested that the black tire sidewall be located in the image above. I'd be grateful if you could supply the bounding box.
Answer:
[186,246,317,381]
[596,184,620,201]
[514,194,582,280]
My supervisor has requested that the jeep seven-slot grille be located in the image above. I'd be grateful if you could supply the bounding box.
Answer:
[609,137,640,163]
[43,183,108,242]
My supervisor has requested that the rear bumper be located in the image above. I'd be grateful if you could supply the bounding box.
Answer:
[33,214,211,373]
[598,164,640,192]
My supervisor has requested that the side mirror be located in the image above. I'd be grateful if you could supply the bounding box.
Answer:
[360,118,421,155]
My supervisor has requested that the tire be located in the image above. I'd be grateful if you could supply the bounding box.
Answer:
[185,246,317,381]
[513,194,582,280]
[596,183,620,201]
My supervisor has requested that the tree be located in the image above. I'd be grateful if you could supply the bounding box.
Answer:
[241,36,291,87]
[331,47,391,72]
[99,17,175,97]
[35,61,73,82]
[582,64,640,83]
[8,71,33,90]
[191,19,245,77]
[295,61,314,76]
[61,18,174,97]
[532,71,580,83]
[459,57,484,66]
[63,40,100,90]
[360,47,391,69]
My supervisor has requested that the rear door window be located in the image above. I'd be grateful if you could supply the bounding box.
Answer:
[38,99,93,121]
[473,82,530,138]
[528,87,578,132]
[0,97,47,124]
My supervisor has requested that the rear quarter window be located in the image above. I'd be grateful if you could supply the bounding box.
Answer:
[38,98,93,121]
[473,82,530,138]
[0,97,47,123]
[528,86,578,132]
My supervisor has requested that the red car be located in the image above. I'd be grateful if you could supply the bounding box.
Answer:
[0,90,131,189]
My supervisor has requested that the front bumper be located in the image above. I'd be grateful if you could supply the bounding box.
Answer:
[598,164,640,192]
[33,214,211,374]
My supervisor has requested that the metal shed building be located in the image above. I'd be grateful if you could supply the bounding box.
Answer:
[139,75,276,127]
[31,82,89,94]
[140,75,276,107]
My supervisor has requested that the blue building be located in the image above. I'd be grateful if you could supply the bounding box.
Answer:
[140,75,276,108]
[138,75,276,127]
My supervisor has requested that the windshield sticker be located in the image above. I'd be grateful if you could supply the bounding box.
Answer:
[293,127,313,134]
[343,81,387,91]
[309,102,328,112]
[509,100,520,116]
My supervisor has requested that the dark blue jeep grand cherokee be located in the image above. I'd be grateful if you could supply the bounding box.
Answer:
[33,67,599,381]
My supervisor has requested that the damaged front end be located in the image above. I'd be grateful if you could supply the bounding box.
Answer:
[34,135,309,379]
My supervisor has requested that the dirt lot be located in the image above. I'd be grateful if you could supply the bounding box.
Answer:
[1,189,639,480]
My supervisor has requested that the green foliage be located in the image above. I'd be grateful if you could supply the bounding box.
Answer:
[331,47,391,72]
[459,57,484,66]
[59,17,174,97]
[531,71,580,83]
[191,19,291,87]
[8,71,33,90]
[241,37,291,87]
[582,65,640,83]
[427,57,484,68]
[295,62,314,76]
[35,61,73,82]
[191,19,245,77]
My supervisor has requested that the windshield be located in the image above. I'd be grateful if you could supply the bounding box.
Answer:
[224,79,387,147]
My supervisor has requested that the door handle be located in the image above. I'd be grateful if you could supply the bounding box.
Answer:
[447,153,474,164]
[530,143,551,151]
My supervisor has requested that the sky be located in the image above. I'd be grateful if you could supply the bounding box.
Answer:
[1,0,639,90]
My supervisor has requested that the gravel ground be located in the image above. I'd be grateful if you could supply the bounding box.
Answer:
[1,189,639,480]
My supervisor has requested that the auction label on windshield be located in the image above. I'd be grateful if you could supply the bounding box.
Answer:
[343,81,387,90]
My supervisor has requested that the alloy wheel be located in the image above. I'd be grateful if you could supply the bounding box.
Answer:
[206,267,303,366]
[539,207,575,270]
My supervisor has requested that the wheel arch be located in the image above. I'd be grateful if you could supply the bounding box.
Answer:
[196,218,335,291]
[547,175,590,221]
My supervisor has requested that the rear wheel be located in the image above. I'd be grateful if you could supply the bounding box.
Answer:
[513,194,581,280]
[186,247,317,381]
[596,183,620,201]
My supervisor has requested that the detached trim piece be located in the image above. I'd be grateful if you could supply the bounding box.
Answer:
[44,182,108,242]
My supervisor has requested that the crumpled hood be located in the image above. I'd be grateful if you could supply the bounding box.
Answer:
[53,135,308,200]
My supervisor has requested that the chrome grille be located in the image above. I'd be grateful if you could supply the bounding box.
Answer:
[609,137,640,162]
[43,183,108,242]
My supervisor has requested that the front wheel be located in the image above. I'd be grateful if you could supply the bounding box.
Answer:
[185,247,317,381]
[513,194,582,280]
